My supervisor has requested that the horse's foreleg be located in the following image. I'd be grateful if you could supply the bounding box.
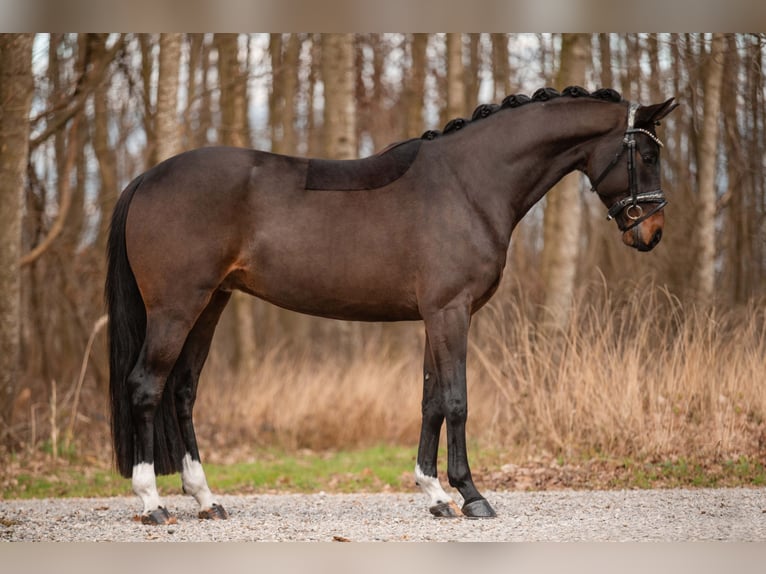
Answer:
[422,303,496,519]
[415,334,462,517]
[174,290,231,520]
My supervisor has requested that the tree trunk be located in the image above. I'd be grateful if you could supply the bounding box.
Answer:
[269,33,283,153]
[646,34,662,104]
[491,34,510,101]
[91,33,119,253]
[139,35,157,167]
[598,34,613,89]
[721,34,747,305]
[215,34,249,148]
[695,33,726,303]
[445,33,465,120]
[270,34,301,155]
[0,34,34,444]
[155,33,183,161]
[465,33,481,113]
[404,33,428,137]
[188,34,213,149]
[540,33,589,332]
[321,34,357,159]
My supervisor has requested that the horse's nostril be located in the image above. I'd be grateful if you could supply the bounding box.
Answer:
[651,229,663,247]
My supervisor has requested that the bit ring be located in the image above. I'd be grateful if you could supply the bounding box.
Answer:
[625,204,644,221]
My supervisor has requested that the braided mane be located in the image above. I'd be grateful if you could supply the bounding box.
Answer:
[421,86,623,141]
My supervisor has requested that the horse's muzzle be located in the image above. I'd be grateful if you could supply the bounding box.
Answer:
[622,211,665,252]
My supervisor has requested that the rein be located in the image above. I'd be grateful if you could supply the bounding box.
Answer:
[590,102,668,232]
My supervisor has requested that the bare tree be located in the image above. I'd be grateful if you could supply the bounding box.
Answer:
[155,33,183,162]
[91,34,120,253]
[404,34,428,137]
[186,34,213,149]
[445,33,465,120]
[270,33,301,155]
[215,34,249,148]
[540,34,589,331]
[464,33,481,113]
[491,34,510,101]
[695,33,726,302]
[321,34,357,158]
[0,34,34,443]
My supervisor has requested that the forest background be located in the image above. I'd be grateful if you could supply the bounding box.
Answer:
[0,34,764,489]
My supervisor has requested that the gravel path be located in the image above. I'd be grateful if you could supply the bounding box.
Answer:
[2,488,765,542]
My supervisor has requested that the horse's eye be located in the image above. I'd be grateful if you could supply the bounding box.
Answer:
[642,154,657,165]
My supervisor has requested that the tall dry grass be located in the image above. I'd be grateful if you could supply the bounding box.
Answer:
[469,284,766,460]
[196,326,424,453]
[195,283,766,463]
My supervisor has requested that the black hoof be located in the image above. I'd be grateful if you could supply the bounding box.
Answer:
[462,498,497,519]
[141,506,177,525]
[198,503,229,520]
[429,500,463,518]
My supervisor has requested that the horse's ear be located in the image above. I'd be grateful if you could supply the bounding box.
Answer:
[636,97,679,126]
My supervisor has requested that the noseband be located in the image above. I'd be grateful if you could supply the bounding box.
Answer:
[590,103,668,232]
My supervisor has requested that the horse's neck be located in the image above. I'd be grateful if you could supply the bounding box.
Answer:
[480,100,623,219]
[435,99,625,244]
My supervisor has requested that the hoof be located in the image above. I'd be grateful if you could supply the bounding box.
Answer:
[198,503,229,520]
[141,506,177,525]
[429,500,463,518]
[462,498,497,519]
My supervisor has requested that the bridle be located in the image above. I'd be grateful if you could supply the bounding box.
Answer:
[589,102,668,232]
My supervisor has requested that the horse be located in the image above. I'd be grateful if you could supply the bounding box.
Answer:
[106,86,677,524]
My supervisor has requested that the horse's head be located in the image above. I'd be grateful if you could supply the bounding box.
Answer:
[588,98,678,252]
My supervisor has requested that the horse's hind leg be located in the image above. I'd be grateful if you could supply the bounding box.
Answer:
[129,310,198,524]
[172,289,232,520]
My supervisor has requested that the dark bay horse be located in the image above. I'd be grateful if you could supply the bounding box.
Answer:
[106,87,677,524]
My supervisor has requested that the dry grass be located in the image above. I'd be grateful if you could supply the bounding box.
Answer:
[196,331,425,454]
[192,283,766,465]
[469,284,766,461]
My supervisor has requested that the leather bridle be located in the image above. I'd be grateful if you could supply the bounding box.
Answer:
[590,102,668,232]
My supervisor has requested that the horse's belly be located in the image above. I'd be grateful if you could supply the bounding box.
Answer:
[222,264,422,322]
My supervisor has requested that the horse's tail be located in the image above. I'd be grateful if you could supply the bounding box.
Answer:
[107,175,188,479]
[106,175,146,477]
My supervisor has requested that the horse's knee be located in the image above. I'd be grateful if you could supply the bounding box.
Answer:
[444,397,467,426]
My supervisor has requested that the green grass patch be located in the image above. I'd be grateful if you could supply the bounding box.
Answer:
[156,445,416,496]
[607,456,766,489]
[8,467,132,499]
[2,445,417,500]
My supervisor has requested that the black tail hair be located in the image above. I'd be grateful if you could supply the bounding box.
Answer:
[106,175,185,478]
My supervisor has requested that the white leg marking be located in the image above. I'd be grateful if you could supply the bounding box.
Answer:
[181,453,216,510]
[132,462,162,514]
[415,463,454,508]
